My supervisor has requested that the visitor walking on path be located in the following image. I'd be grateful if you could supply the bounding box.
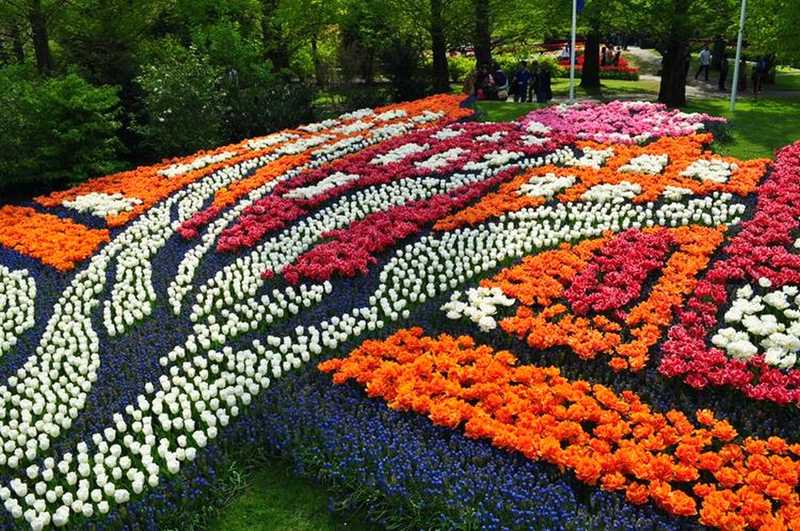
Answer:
[512,62,532,103]
[695,45,712,81]
[527,62,541,103]
[718,55,728,91]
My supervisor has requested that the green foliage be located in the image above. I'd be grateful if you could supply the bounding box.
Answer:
[447,55,474,82]
[381,37,430,101]
[134,41,225,158]
[0,66,123,188]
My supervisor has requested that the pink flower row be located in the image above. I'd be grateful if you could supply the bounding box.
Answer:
[658,141,800,405]
[210,123,567,254]
[521,101,725,144]
[565,229,673,319]
[275,166,522,284]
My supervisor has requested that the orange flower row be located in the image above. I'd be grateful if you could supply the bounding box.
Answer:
[435,134,768,232]
[483,226,724,371]
[320,328,800,529]
[0,206,110,271]
[35,94,472,228]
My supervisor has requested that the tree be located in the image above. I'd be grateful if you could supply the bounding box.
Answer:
[473,0,491,71]
[430,0,449,92]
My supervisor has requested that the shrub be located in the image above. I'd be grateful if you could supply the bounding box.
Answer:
[0,66,123,189]
[134,41,226,158]
[448,55,474,83]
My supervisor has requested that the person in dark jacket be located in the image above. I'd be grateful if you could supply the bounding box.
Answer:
[718,54,728,91]
[512,62,532,103]
[536,64,552,103]
[492,63,509,100]
[527,62,540,103]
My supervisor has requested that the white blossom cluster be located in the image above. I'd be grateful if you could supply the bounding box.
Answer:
[0,266,35,357]
[680,158,738,183]
[564,147,615,169]
[524,121,552,136]
[370,143,430,166]
[62,193,143,218]
[283,172,361,200]
[246,132,299,151]
[431,128,464,140]
[580,181,642,203]
[415,148,468,171]
[662,186,694,201]
[712,281,800,368]
[157,151,236,178]
[475,131,507,143]
[518,173,577,199]
[618,153,669,175]
[441,287,515,331]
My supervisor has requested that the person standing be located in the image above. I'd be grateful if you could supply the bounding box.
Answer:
[718,54,728,91]
[753,56,767,98]
[492,63,509,101]
[737,57,747,92]
[695,45,712,81]
[601,46,608,66]
[528,62,540,103]
[512,62,532,103]
[537,64,552,103]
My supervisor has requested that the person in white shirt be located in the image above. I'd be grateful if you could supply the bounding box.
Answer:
[695,45,712,81]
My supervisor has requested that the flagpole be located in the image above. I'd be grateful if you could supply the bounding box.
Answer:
[569,0,577,102]
[730,0,747,112]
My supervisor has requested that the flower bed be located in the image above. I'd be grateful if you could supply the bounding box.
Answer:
[2,98,799,530]
[557,54,640,80]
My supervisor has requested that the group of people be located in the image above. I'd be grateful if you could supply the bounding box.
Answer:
[601,46,622,67]
[695,44,773,98]
[511,61,553,103]
[471,63,510,101]
[470,61,552,103]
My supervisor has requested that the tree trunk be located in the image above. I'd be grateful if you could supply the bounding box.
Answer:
[473,0,492,71]
[261,0,289,72]
[657,0,691,107]
[580,29,601,89]
[29,0,53,74]
[311,35,323,86]
[11,23,25,63]
[430,0,450,93]
[658,39,688,107]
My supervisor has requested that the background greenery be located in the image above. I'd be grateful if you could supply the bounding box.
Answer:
[1,0,799,192]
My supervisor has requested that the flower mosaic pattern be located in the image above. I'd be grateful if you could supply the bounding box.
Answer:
[1,98,797,530]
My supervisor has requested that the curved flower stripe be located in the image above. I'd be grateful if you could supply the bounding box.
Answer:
[0,265,35,357]
[35,95,471,230]
[320,328,800,529]
[435,135,767,232]
[278,165,522,284]
[485,226,724,371]
[0,206,110,271]
[203,95,473,216]
[521,100,725,144]
[216,123,567,253]
[659,141,800,404]
[33,137,300,228]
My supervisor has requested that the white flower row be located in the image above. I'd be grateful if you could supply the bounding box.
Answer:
[475,131,507,143]
[712,283,800,368]
[618,153,669,175]
[157,151,236,178]
[283,172,361,200]
[62,193,143,218]
[0,266,36,357]
[415,148,468,170]
[441,287,516,331]
[246,132,299,151]
[370,143,430,166]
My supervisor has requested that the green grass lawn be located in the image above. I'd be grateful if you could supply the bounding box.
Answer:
[684,98,800,159]
[208,461,371,531]
[775,67,800,91]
